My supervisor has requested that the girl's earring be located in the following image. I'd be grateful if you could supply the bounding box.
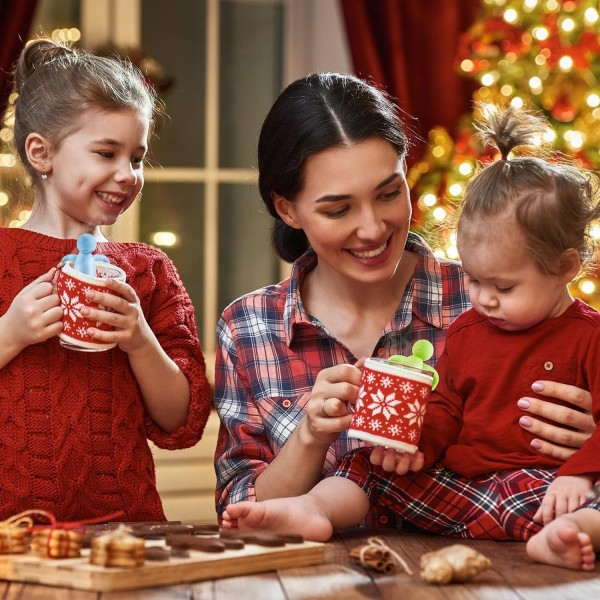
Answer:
[40,172,48,181]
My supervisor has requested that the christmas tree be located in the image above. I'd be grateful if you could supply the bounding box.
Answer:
[409,0,600,307]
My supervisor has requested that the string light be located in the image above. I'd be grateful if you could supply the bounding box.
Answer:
[151,232,178,247]
[586,93,600,108]
[558,55,574,71]
[458,162,473,176]
[584,7,599,25]
[579,280,596,295]
[421,193,437,207]
[432,207,447,221]
[528,76,543,93]
[559,17,575,32]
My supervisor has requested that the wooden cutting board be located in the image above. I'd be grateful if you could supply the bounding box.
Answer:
[0,538,326,592]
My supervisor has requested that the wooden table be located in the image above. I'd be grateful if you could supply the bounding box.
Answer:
[3,527,600,599]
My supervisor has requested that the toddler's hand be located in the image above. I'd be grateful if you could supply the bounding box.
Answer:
[534,475,592,525]
[80,278,153,354]
[2,268,63,349]
[370,445,424,475]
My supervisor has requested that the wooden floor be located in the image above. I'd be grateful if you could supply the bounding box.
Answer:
[326,528,600,599]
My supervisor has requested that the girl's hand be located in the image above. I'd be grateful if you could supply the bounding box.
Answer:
[1,268,63,349]
[81,278,153,354]
[370,446,424,475]
[302,362,362,446]
[518,381,594,461]
[533,475,592,525]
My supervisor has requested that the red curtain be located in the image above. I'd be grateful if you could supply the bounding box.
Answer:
[339,0,481,164]
[0,0,38,118]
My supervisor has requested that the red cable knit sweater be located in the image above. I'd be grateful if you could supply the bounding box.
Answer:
[0,228,212,522]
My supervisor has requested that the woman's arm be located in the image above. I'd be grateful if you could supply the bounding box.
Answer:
[518,380,594,460]
[254,363,360,501]
[214,314,361,515]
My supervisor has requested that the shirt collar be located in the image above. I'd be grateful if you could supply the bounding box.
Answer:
[283,233,448,345]
[400,232,445,330]
[284,250,318,346]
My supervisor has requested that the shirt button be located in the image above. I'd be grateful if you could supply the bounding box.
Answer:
[282,399,292,408]
[544,361,554,371]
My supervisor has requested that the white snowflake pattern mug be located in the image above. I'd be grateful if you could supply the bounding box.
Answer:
[54,261,126,352]
[348,357,434,452]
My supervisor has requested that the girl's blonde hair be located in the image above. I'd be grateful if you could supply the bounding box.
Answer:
[458,103,600,275]
[11,37,159,181]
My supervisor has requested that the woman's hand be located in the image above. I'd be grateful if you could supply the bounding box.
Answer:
[518,380,594,461]
[301,362,362,446]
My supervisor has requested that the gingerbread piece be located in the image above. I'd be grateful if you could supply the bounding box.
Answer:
[165,534,226,553]
[129,523,194,539]
[0,527,28,555]
[279,533,304,544]
[219,537,245,550]
[219,530,287,547]
[145,546,171,561]
[192,523,220,535]
[0,517,31,555]
[420,544,492,584]
[32,528,84,559]
[90,525,145,568]
[169,547,191,559]
[0,510,46,555]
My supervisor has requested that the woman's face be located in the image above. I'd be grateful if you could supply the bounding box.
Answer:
[276,137,411,286]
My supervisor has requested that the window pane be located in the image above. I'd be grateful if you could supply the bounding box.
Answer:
[31,0,80,31]
[219,0,283,169]
[141,0,206,168]
[139,182,205,339]
[218,184,279,312]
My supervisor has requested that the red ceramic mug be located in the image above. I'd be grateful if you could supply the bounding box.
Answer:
[348,358,434,453]
[55,261,126,351]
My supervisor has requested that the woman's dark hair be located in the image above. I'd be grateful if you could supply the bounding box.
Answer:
[458,103,600,275]
[258,73,410,262]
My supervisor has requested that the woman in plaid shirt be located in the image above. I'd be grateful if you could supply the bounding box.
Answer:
[214,73,594,526]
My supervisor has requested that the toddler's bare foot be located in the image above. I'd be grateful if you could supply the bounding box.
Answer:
[527,517,596,571]
[222,495,334,542]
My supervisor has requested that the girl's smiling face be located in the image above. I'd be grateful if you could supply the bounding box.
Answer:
[32,106,149,237]
[274,137,411,286]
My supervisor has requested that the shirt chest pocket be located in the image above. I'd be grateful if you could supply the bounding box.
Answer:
[521,356,578,388]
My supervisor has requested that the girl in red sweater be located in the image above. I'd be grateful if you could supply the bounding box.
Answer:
[0,38,211,522]
[222,104,600,571]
